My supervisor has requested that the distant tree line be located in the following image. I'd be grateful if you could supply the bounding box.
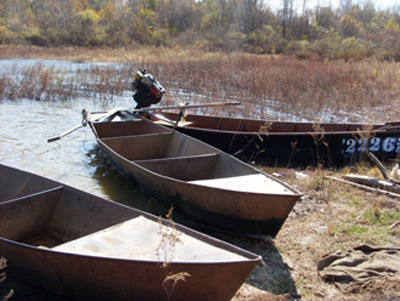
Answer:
[1,0,400,60]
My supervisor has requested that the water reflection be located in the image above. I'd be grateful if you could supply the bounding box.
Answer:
[83,142,171,217]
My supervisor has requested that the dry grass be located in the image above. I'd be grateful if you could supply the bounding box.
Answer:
[0,257,13,301]
[1,46,400,123]
[228,164,400,300]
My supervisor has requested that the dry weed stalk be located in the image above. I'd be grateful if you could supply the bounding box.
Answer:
[162,272,191,301]
[286,141,298,168]
[0,257,14,301]
[354,123,376,160]
[258,259,293,296]
[257,121,273,142]
[156,208,191,301]
[0,258,6,284]
[156,207,183,264]
[310,122,330,167]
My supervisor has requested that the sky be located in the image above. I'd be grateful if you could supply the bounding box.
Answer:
[268,0,400,12]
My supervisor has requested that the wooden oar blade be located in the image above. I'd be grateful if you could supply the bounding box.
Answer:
[47,136,61,143]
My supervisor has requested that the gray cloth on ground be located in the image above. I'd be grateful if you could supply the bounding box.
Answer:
[317,244,400,293]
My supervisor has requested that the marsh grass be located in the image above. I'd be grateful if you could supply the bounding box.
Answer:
[1,46,400,123]
[0,61,135,101]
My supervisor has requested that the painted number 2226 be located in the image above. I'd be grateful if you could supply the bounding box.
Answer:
[342,137,400,154]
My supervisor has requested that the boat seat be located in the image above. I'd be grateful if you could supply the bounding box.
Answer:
[134,153,220,163]
[189,174,293,194]
[0,186,64,204]
[154,120,194,127]
[134,153,221,180]
[101,131,172,141]
[1,187,63,245]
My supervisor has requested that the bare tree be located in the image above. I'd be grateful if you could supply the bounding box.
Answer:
[242,0,266,33]
[339,0,353,15]
[280,0,293,38]
[300,0,307,36]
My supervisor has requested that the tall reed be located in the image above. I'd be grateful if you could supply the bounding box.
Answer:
[1,47,399,123]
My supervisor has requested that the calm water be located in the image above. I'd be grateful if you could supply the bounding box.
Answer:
[0,98,171,216]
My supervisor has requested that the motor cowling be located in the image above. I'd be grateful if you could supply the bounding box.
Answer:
[133,69,165,109]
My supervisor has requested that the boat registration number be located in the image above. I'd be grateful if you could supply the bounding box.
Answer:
[342,137,400,154]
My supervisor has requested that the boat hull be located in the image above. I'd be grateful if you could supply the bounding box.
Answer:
[157,113,400,166]
[1,241,255,301]
[0,164,261,300]
[90,114,301,238]
[98,139,298,237]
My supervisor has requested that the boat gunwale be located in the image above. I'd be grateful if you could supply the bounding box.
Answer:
[176,126,395,136]
[0,186,64,205]
[97,137,302,197]
[134,152,221,164]
[158,112,399,135]
[0,236,262,266]
[99,130,174,141]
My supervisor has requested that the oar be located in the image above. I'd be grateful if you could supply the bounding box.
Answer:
[144,111,176,126]
[47,109,88,143]
[47,107,122,143]
[92,107,123,122]
[140,110,190,134]
[173,109,186,131]
[47,124,85,143]
[132,101,241,113]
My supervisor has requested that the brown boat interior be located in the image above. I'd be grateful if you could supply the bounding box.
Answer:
[158,112,390,133]
[0,165,140,249]
[0,165,260,262]
[101,132,260,180]
[93,118,295,194]
[0,185,138,249]
[92,117,170,139]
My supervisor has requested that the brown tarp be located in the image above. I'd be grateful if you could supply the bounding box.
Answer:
[318,244,400,293]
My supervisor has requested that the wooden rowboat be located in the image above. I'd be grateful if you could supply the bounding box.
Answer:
[89,110,302,238]
[0,163,262,300]
[153,112,400,167]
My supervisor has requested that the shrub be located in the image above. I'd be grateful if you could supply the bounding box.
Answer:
[21,27,47,46]
[0,25,17,44]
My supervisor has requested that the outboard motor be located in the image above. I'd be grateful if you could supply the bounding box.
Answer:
[132,68,165,109]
